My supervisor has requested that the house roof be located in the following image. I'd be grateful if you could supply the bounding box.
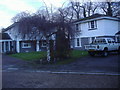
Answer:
[4,22,19,32]
[74,14,120,23]
[0,33,12,40]
[116,31,120,35]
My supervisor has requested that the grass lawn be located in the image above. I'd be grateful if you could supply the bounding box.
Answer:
[10,50,88,65]
[57,50,88,65]
[10,51,46,61]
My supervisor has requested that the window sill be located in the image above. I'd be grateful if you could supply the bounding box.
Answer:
[22,47,31,48]
[75,46,82,47]
[41,46,46,47]
[88,28,97,30]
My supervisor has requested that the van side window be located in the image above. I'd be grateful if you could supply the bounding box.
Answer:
[112,41,115,43]
[107,39,111,43]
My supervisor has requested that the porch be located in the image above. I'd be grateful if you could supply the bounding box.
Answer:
[0,40,16,53]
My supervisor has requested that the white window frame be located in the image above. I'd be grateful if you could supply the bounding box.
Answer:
[88,20,97,30]
[22,42,31,48]
[75,38,81,47]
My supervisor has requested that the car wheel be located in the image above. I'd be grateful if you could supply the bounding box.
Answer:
[88,51,95,57]
[102,49,108,57]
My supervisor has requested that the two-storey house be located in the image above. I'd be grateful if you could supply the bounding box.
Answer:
[72,14,120,50]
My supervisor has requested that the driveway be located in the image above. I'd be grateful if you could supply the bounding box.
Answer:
[58,53,120,74]
[2,53,120,74]
[2,54,29,71]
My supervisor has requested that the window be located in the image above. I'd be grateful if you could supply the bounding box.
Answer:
[22,42,31,48]
[75,24,81,31]
[41,41,46,47]
[93,39,107,44]
[76,24,79,31]
[117,36,120,43]
[107,39,112,43]
[77,38,80,46]
[76,38,81,47]
[88,20,97,30]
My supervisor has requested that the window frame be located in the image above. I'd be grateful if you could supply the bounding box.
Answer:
[76,24,79,31]
[76,38,81,47]
[88,20,97,30]
[41,41,47,47]
[75,24,81,32]
[22,42,31,48]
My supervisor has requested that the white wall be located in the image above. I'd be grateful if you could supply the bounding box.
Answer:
[104,19,119,36]
[5,24,56,41]
[5,24,21,41]
[75,19,119,38]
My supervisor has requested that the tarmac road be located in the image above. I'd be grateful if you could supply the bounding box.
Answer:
[2,53,120,88]
[2,53,120,74]
[2,72,119,88]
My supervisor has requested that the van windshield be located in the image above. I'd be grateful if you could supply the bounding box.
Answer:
[92,39,107,44]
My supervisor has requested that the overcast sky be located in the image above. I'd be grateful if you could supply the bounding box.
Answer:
[0,0,116,29]
[0,0,68,29]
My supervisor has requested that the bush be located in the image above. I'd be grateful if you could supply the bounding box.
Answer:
[6,51,17,55]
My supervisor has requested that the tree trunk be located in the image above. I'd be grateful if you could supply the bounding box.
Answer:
[46,37,51,63]
[107,2,112,16]
[83,7,86,18]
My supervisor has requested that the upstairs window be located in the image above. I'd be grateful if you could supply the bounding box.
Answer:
[75,24,81,31]
[76,24,79,31]
[88,20,97,30]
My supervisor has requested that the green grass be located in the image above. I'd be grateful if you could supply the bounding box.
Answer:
[56,50,88,65]
[10,50,88,64]
[10,51,46,61]
[70,50,88,58]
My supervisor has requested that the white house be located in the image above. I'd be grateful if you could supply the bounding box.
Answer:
[3,22,55,53]
[72,14,120,50]
[1,14,120,53]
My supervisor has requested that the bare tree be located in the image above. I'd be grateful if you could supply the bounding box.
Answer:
[12,11,31,23]
[53,7,76,60]
[12,8,56,62]
[69,0,98,19]
[99,0,120,16]
[70,1,82,19]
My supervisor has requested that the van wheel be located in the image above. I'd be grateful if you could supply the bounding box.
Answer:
[102,49,108,57]
[88,51,95,57]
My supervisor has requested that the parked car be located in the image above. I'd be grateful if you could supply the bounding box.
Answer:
[85,38,120,56]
